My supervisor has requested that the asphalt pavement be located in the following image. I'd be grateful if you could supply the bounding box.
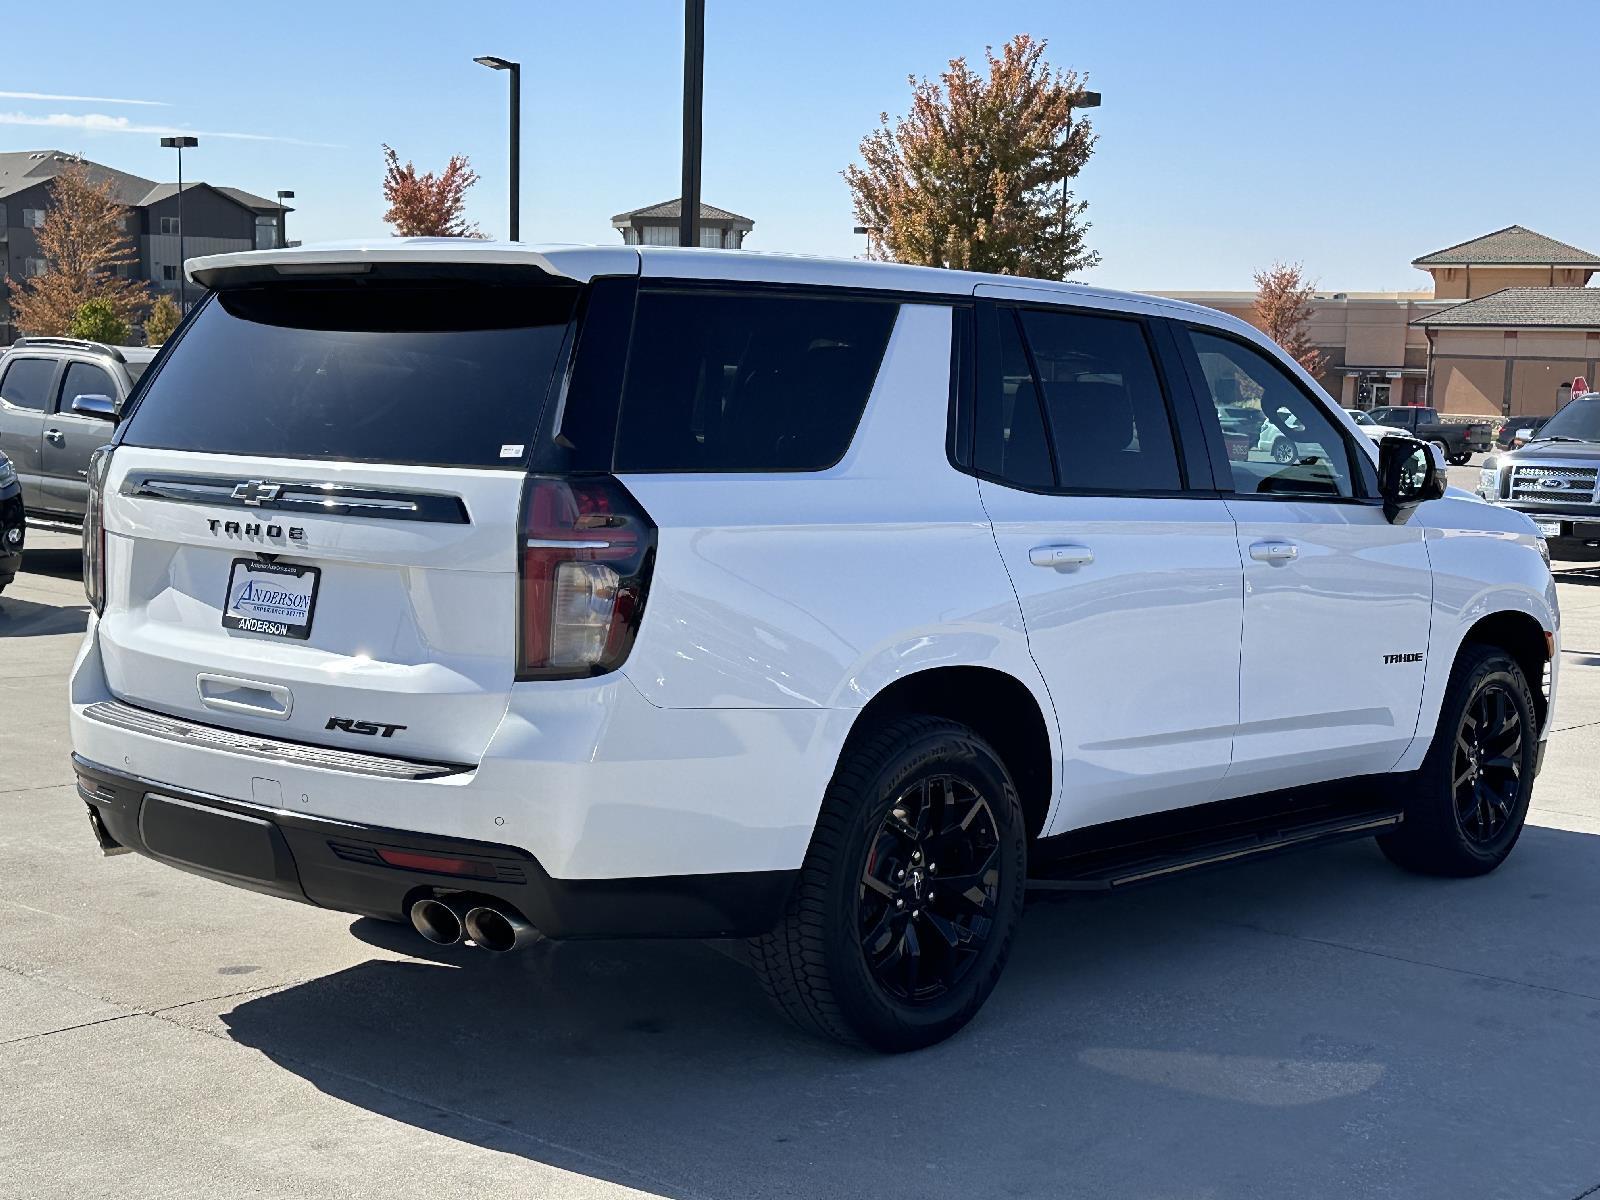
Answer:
[4,486,1600,1199]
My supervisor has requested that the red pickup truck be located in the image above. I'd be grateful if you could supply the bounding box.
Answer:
[1367,406,1493,465]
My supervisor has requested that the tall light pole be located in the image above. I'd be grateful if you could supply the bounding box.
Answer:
[679,0,705,248]
[474,56,521,241]
[1060,91,1100,260]
[276,189,295,247]
[160,135,198,312]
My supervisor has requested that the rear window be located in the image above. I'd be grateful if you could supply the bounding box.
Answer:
[120,283,576,468]
[612,289,898,472]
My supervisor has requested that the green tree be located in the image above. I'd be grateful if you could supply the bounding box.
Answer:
[844,34,1099,278]
[68,297,129,345]
[144,293,181,344]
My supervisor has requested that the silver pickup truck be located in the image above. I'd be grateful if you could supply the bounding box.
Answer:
[0,338,156,524]
[1479,391,1600,562]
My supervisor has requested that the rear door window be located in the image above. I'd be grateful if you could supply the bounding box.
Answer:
[120,283,577,468]
[612,289,897,472]
[973,309,1054,489]
[0,358,56,411]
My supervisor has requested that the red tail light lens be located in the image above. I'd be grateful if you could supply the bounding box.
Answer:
[517,475,656,679]
[83,446,112,615]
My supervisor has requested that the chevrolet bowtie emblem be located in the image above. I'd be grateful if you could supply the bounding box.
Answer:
[232,480,282,506]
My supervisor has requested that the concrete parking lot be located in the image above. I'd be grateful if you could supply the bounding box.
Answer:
[5,476,1600,1199]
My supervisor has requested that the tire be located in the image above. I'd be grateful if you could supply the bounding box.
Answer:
[1378,644,1539,877]
[750,715,1027,1052]
[1272,438,1295,464]
[1448,451,1471,467]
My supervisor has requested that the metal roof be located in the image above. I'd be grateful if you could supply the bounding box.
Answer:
[1412,225,1600,268]
[610,199,752,226]
[1412,287,1600,329]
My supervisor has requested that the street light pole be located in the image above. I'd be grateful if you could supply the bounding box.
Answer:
[679,0,705,248]
[276,190,295,248]
[160,136,198,313]
[1060,90,1100,263]
[474,56,522,240]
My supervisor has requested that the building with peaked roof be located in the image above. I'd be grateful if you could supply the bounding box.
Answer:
[611,199,753,249]
[0,150,293,343]
[1154,224,1600,418]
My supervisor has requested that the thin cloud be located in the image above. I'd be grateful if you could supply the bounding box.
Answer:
[0,90,168,107]
[0,111,341,149]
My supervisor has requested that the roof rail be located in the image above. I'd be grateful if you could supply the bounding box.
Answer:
[9,337,127,363]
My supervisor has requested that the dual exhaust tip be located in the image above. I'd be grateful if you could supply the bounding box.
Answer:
[409,895,540,953]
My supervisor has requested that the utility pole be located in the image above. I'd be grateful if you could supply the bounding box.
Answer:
[1059,91,1100,270]
[679,0,705,248]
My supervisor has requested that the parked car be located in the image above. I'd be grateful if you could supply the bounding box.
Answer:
[0,338,157,525]
[1479,392,1600,561]
[69,241,1558,1052]
[1257,407,1336,464]
[0,448,23,594]
[1367,405,1492,466]
[1343,408,1407,440]
[1497,415,1549,451]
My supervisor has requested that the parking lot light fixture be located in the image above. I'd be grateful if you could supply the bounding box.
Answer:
[159,135,198,313]
[474,55,521,241]
[276,190,295,247]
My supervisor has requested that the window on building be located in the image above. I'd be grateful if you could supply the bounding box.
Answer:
[613,288,899,472]
[255,215,280,250]
[162,265,177,281]
[641,225,677,247]
[22,208,46,228]
[621,228,639,245]
[24,257,47,278]
[699,226,724,249]
[160,216,180,236]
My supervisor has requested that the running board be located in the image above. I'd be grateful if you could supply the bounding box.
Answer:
[1027,809,1403,893]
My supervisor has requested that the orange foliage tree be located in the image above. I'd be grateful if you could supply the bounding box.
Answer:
[7,162,148,336]
[380,145,484,238]
[1253,261,1327,378]
[844,34,1099,278]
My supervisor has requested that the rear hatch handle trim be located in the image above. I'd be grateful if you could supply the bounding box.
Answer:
[120,473,471,524]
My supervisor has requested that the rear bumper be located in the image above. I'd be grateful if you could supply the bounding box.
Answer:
[73,754,796,938]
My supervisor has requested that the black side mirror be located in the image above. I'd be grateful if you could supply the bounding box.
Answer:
[70,393,117,422]
[1379,435,1446,521]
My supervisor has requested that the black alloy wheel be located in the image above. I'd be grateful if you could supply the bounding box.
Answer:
[1452,681,1524,845]
[858,774,1001,1004]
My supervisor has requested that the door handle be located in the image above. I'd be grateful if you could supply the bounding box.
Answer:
[1029,544,1095,570]
[1249,540,1299,564]
[44,428,64,446]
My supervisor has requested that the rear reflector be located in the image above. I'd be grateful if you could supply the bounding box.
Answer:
[375,847,497,879]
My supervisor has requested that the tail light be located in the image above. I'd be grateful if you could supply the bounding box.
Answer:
[517,475,656,679]
[83,446,112,615]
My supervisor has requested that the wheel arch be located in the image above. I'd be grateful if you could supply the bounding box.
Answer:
[834,665,1055,841]
[1459,608,1552,732]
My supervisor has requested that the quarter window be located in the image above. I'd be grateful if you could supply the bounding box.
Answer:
[1020,308,1183,492]
[973,310,1054,489]
[0,357,55,411]
[1187,328,1356,499]
[613,289,897,472]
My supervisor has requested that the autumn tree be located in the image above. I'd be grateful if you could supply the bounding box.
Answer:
[381,145,484,237]
[844,34,1099,278]
[7,163,149,336]
[1252,261,1326,378]
[144,293,181,344]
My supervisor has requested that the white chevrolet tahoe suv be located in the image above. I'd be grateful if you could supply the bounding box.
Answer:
[69,240,1559,1052]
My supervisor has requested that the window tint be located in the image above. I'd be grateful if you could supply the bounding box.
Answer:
[1187,329,1356,499]
[1020,309,1183,492]
[0,358,55,412]
[60,362,117,411]
[973,310,1053,488]
[613,290,897,472]
[120,284,577,468]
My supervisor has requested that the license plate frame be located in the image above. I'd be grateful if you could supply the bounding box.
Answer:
[222,558,320,641]
[1535,520,1564,538]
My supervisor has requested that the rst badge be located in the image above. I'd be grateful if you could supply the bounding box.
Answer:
[222,559,319,640]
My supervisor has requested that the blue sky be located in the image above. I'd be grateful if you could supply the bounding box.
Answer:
[4,0,1593,290]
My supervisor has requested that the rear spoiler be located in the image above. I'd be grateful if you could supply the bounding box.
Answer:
[187,241,639,291]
